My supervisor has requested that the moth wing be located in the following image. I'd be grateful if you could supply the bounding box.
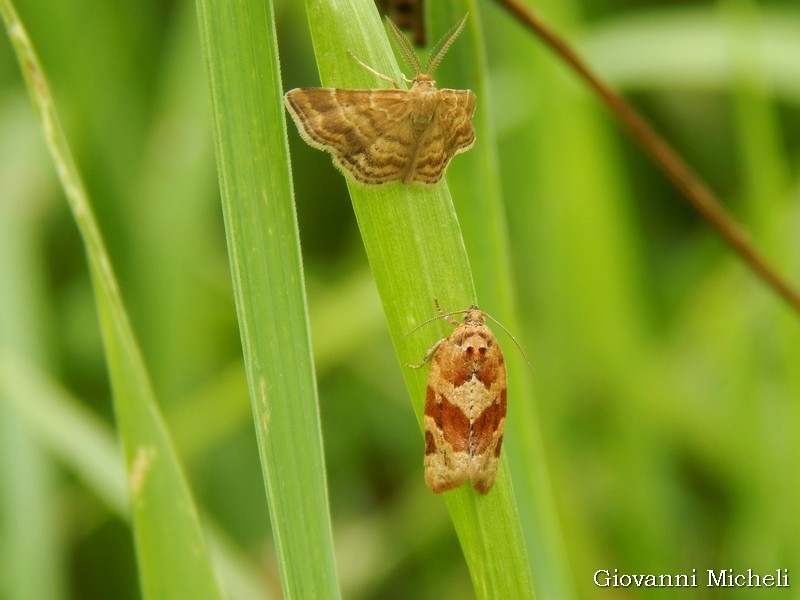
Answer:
[439,89,476,156]
[468,363,506,495]
[407,125,447,185]
[424,415,470,493]
[468,414,505,494]
[408,89,476,184]
[423,376,471,493]
[284,88,415,184]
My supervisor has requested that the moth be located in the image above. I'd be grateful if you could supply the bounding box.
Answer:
[284,15,476,185]
[407,302,526,494]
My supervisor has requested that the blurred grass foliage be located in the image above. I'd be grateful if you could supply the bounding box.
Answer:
[1,0,800,598]
[1,0,225,597]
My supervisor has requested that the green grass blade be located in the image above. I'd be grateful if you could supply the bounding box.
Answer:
[295,1,535,596]
[0,3,223,598]
[0,354,275,600]
[0,100,65,600]
[427,3,575,598]
[195,0,341,597]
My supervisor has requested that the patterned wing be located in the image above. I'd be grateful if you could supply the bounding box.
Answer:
[406,89,476,184]
[423,384,471,493]
[284,88,417,184]
[468,385,506,494]
[466,325,506,495]
[440,89,476,156]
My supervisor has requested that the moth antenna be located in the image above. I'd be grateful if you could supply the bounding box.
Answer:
[482,313,535,374]
[347,50,400,88]
[425,14,468,75]
[384,16,421,77]
[402,304,470,339]
[403,300,534,373]
[402,310,470,339]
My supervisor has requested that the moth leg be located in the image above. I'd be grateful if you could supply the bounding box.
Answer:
[407,338,443,369]
[347,51,400,89]
[434,298,459,326]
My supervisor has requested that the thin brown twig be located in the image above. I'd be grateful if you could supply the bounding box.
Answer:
[494,0,800,314]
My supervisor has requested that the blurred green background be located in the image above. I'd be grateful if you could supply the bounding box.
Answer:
[2,0,799,598]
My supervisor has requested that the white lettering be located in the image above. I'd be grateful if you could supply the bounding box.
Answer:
[594,570,609,587]
[595,570,704,588]
[594,568,791,588]
[672,571,698,587]
[708,570,726,586]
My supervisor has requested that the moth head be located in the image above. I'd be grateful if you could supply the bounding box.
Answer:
[404,300,534,374]
[463,306,485,326]
[413,73,436,89]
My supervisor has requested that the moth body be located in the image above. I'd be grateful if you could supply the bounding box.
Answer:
[283,15,475,185]
[412,306,507,494]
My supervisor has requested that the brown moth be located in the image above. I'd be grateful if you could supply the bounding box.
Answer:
[284,15,476,186]
[407,301,517,494]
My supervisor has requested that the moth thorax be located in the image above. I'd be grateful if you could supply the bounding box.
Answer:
[411,90,438,132]
[461,332,490,359]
